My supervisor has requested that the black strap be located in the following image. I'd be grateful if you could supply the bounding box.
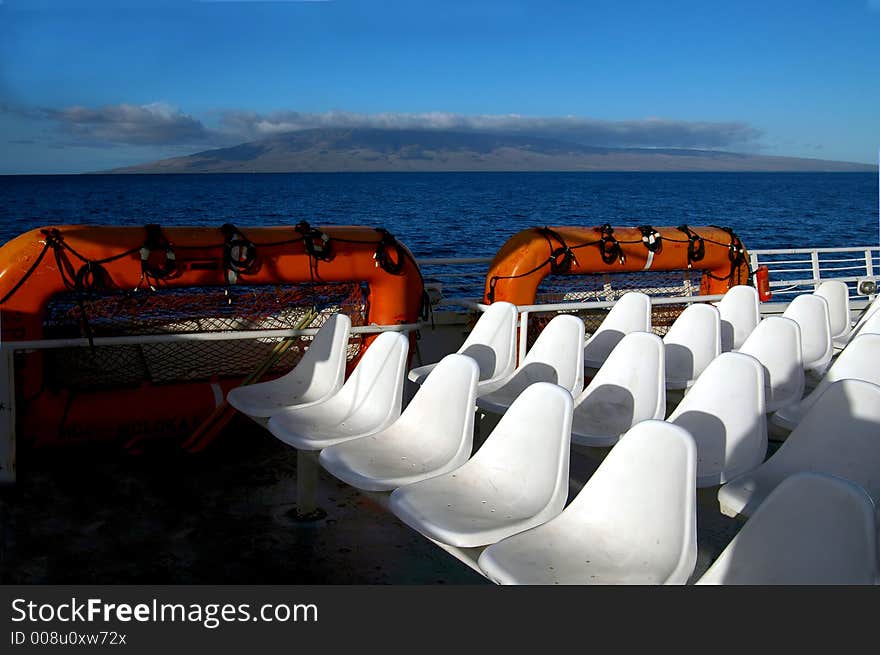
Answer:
[373,228,407,275]
[638,225,663,253]
[221,223,257,283]
[74,261,115,294]
[295,221,334,262]
[140,224,177,282]
[539,227,577,274]
[599,224,625,265]
[677,224,705,265]
[711,224,744,263]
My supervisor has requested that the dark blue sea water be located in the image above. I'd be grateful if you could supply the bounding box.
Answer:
[0,172,877,255]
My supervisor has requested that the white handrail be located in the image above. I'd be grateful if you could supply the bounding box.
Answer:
[0,322,423,352]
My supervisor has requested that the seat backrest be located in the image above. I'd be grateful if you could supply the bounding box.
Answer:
[738,316,804,410]
[697,473,878,585]
[395,353,480,463]
[814,280,851,340]
[458,301,518,382]
[286,312,352,398]
[586,291,651,343]
[336,331,409,424]
[850,305,880,340]
[750,379,880,504]
[579,331,666,424]
[470,382,573,517]
[668,352,767,486]
[779,333,880,430]
[521,314,585,395]
[663,303,721,379]
[563,420,698,584]
[717,284,761,352]
[851,294,880,338]
[782,294,833,373]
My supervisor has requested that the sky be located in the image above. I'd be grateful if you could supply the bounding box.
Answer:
[0,0,879,174]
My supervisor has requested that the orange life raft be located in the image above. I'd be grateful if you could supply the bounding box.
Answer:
[0,224,424,449]
[484,225,751,305]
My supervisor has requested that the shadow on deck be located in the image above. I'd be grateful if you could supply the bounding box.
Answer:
[0,414,753,585]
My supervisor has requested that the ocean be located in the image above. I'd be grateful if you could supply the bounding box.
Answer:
[0,172,877,255]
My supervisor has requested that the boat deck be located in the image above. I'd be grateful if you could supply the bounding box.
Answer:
[0,411,761,584]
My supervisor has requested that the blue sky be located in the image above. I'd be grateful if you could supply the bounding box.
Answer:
[1,0,878,173]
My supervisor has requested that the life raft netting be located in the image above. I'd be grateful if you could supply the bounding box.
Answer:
[39,282,369,391]
[526,268,703,347]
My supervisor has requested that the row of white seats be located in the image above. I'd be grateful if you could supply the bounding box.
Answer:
[224,295,880,583]
[582,282,879,386]
[286,349,880,583]
[814,279,880,350]
[375,366,880,584]
[455,286,880,419]
[226,293,880,486]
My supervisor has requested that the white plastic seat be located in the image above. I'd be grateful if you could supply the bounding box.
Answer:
[849,306,880,340]
[571,332,666,448]
[319,354,479,491]
[717,284,760,352]
[227,313,351,418]
[389,382,573,548]
[667,352,767,487]
[699,473,878,585]
[738,316,805,414]
[408,301,517,395]
[720,379,880,518]
[771,333,880,432]
[663,303,721,390]
[781,294,833,375]
[850,294,880,339]
[814,280,851,349]
[476,314,584,415]
[478,420,697,585]
[583,292,651,369]
[266,331,409,451]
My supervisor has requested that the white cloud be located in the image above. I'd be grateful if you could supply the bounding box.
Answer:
[218,110,763,150]
[6,102,764,150]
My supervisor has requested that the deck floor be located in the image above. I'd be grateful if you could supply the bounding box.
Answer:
[0,413,757,585]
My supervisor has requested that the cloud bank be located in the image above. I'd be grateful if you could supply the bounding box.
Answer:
[218,110,763,150]
[8,102,764,151]
[42,102,213,146]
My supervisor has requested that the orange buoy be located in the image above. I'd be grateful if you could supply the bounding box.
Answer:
[484,225,752,305]
[0,224,424,450]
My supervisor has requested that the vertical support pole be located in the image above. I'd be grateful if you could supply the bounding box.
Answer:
[293,449,325,521]
[749,252,759,277]
[810,251,821,290]
[518,310,529,366]
[866,249,878,304]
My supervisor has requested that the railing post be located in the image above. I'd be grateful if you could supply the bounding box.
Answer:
[810,251,821,289]
[866,249,875,278]
[518,311,529,366]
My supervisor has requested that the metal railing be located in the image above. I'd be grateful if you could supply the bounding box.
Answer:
[418,245,879,366]
[0,321,423,484]
[416,245,880,309]
[748,246,878,298]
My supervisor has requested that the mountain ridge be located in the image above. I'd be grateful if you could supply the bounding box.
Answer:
[106,128,878,174]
